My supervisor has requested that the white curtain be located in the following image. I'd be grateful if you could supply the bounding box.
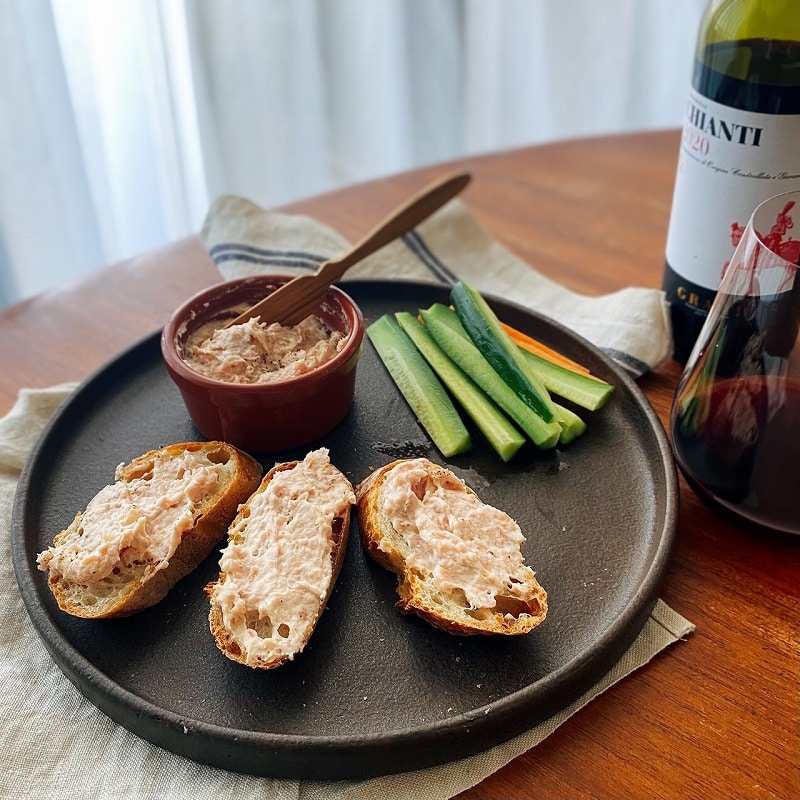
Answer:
[0,0,707,309]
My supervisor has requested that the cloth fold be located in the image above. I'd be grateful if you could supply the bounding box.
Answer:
[201,195,672,377]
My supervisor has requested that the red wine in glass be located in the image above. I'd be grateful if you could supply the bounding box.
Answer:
[671,375,800,532]
[670,192,800,536]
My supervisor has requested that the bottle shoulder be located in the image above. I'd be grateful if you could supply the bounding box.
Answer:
[692,38,800,112]
[700,0,800,48]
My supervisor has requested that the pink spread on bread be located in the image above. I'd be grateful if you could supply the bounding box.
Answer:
[37,452,223,583]
[377,459,532,611]
[208,448,355,666]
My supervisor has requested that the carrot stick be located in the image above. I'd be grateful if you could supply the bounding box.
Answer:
[501,322,593,376]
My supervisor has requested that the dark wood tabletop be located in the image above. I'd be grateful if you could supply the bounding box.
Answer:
[2,130,797,800]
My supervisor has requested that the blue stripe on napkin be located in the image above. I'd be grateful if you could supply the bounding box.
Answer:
[601,348,649,378]
[209,232,460,286]
[208,244,325,271]
[401,230,458,284]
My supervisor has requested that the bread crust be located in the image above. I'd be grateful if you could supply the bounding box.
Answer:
[206,454,353,669]
[356,459,548,635]
[40,441,262,618]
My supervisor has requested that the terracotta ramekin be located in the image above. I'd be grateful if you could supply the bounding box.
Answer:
[161,275,364,453]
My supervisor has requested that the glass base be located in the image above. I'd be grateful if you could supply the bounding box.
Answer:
[675,460,800,538]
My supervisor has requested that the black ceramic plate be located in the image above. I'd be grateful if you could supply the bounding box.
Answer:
[12,279,678,780]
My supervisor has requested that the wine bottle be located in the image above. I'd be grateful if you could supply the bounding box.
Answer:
[662,0,800,363]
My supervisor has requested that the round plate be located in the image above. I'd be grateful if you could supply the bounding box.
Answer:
[12,279,678,780]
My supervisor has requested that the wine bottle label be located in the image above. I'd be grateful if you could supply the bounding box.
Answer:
[665,87,800,294]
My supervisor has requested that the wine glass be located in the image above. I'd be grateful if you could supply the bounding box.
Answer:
[670,190,800,536]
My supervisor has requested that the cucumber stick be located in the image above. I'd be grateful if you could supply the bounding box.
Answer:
[451,281,558,424]
[520,349,613,411]
[552,403,586,444]
[422,303,587,445]
[366,315,471,458]
[420,306,561,449]
[428,298,611,411]
[394,312,525,462]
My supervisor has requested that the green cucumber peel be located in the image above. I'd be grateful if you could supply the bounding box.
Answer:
[450,281,557,423]
[420,305,561,449]
[395,312,525,462]
[520,349,613,411]
[366,315,471,458]
[424,302,468,337]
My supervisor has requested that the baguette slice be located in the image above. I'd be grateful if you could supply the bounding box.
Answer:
[356,458,547,635]
[206,447,355,669]
[36,441,263,618]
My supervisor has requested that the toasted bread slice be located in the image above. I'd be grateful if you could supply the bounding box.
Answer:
[356,458,547,635]
[206,447,355,669]
[37,441,262,618]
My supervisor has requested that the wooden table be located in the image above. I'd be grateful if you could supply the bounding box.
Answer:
[2,130,797,800]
